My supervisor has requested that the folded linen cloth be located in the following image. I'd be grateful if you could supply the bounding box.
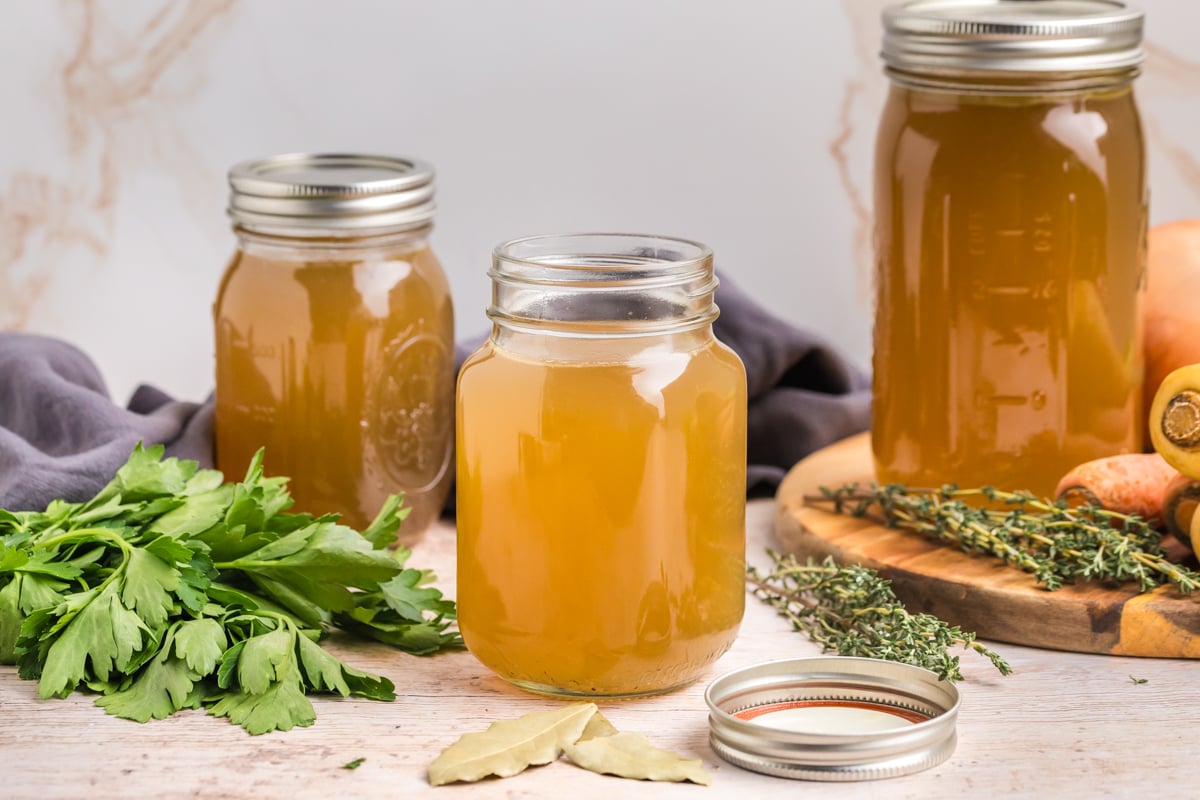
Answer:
[0,278,870,511]
[0,332,212,510]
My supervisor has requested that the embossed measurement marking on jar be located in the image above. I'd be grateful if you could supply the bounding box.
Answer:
[217,326,283,423]
[965,208,1060,449]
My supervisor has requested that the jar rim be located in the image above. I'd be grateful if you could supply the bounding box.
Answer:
[488,232,720,337]
[493,232,713,276]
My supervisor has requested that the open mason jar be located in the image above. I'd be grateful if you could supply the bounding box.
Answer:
[456,233,747,697]
[872,0,1147,497]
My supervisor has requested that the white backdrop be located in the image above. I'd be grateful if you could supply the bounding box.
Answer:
[3,0,1200,403]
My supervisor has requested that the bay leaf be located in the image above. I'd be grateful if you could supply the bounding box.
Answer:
[578,710,619,742]
[562,731,713,786]
[428,702,598,786]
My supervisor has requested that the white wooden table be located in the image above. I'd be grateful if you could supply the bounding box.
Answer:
[2,500,1196,799]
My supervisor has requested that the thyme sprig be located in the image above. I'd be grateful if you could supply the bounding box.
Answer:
[748,552,1012,681]
[809,484,1200,594]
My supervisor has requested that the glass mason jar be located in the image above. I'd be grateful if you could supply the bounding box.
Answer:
[873,0,1147,497]
[214,153,454,536]
[456,233,747,698]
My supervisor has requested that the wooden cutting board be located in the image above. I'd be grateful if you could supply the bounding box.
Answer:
[773,433,1200,658]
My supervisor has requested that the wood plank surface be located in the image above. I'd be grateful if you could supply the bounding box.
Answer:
[3,501,1199,799]
[775,433,1200,658]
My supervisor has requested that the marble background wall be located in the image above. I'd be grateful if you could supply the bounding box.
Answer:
[3,0,1199,404]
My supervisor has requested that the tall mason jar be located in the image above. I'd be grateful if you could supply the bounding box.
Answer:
[873,1,1147,497]
[456,234,747,698]
[214,154,454,535]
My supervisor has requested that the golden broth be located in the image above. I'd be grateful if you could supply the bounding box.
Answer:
[455,334,746,697]
[213,242,454,534]
[872,83,1146,496]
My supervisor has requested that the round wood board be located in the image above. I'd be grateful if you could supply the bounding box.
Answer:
[773,433,1200,658]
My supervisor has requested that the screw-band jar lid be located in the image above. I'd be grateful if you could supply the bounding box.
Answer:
[882,0,1144,76]
[705,657,961,781]
[227,153,436,232]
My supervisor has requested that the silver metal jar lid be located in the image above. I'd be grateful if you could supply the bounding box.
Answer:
[227,153,436,232]
[705,657,960,781]
[882,0,1144,75]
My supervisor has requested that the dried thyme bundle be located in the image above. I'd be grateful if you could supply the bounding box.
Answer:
[748,552,1012,681]
[809,484,1200,594]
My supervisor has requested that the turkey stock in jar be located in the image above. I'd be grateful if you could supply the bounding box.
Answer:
[873,1,1148,497]
[214,153,454,536]
[456,234,747,698]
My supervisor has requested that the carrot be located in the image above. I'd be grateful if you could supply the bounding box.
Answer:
[1053,452,1180,525]
[1161,472,1200,556]
[1149,362,1200,481]
[1144,220,1200,425]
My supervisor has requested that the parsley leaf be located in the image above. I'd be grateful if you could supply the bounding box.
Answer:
[361,495,409,550]
[96,622,217,722]
[296,633,395,701]
[207,663,316,735]
[379,567,456,621]
[91,443,197,505]
[173,618,227,674]
[208,617,318,734]
[120,546,182,630]
[334,548,462,653]
[149,484,232,540]
[0,579,21,664]
[215,522,404,624]
[34,583,153,697]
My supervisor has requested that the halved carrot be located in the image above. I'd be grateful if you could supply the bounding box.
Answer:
[1150,363,1200,481]
[1162,472,1200,555]
[1054,452,1180,525]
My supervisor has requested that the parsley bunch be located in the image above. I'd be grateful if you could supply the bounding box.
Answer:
[0,445,460,734]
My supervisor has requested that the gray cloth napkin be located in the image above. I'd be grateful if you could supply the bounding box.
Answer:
[0,332,212,510]
[0,278,869,511]
[712,276,872,495]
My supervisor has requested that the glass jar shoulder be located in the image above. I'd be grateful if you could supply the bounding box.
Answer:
[462,331,741,376]
[459,332,744,409]
[706,336,747,383]
[221,235,446,282]
[216,239,451,330]
[876,83,1143,181]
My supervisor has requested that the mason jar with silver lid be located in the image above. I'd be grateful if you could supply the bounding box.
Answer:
[214,153,454,537]
[872,1,1148,499]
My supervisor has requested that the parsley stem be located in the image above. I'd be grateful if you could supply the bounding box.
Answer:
[34,527,132,553]
[212,560,285,570]
[32,528,133,595]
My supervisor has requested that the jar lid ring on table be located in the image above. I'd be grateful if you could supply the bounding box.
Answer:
[705,656,961,781]
[883,0,1144,79]
[227,153,436,233]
